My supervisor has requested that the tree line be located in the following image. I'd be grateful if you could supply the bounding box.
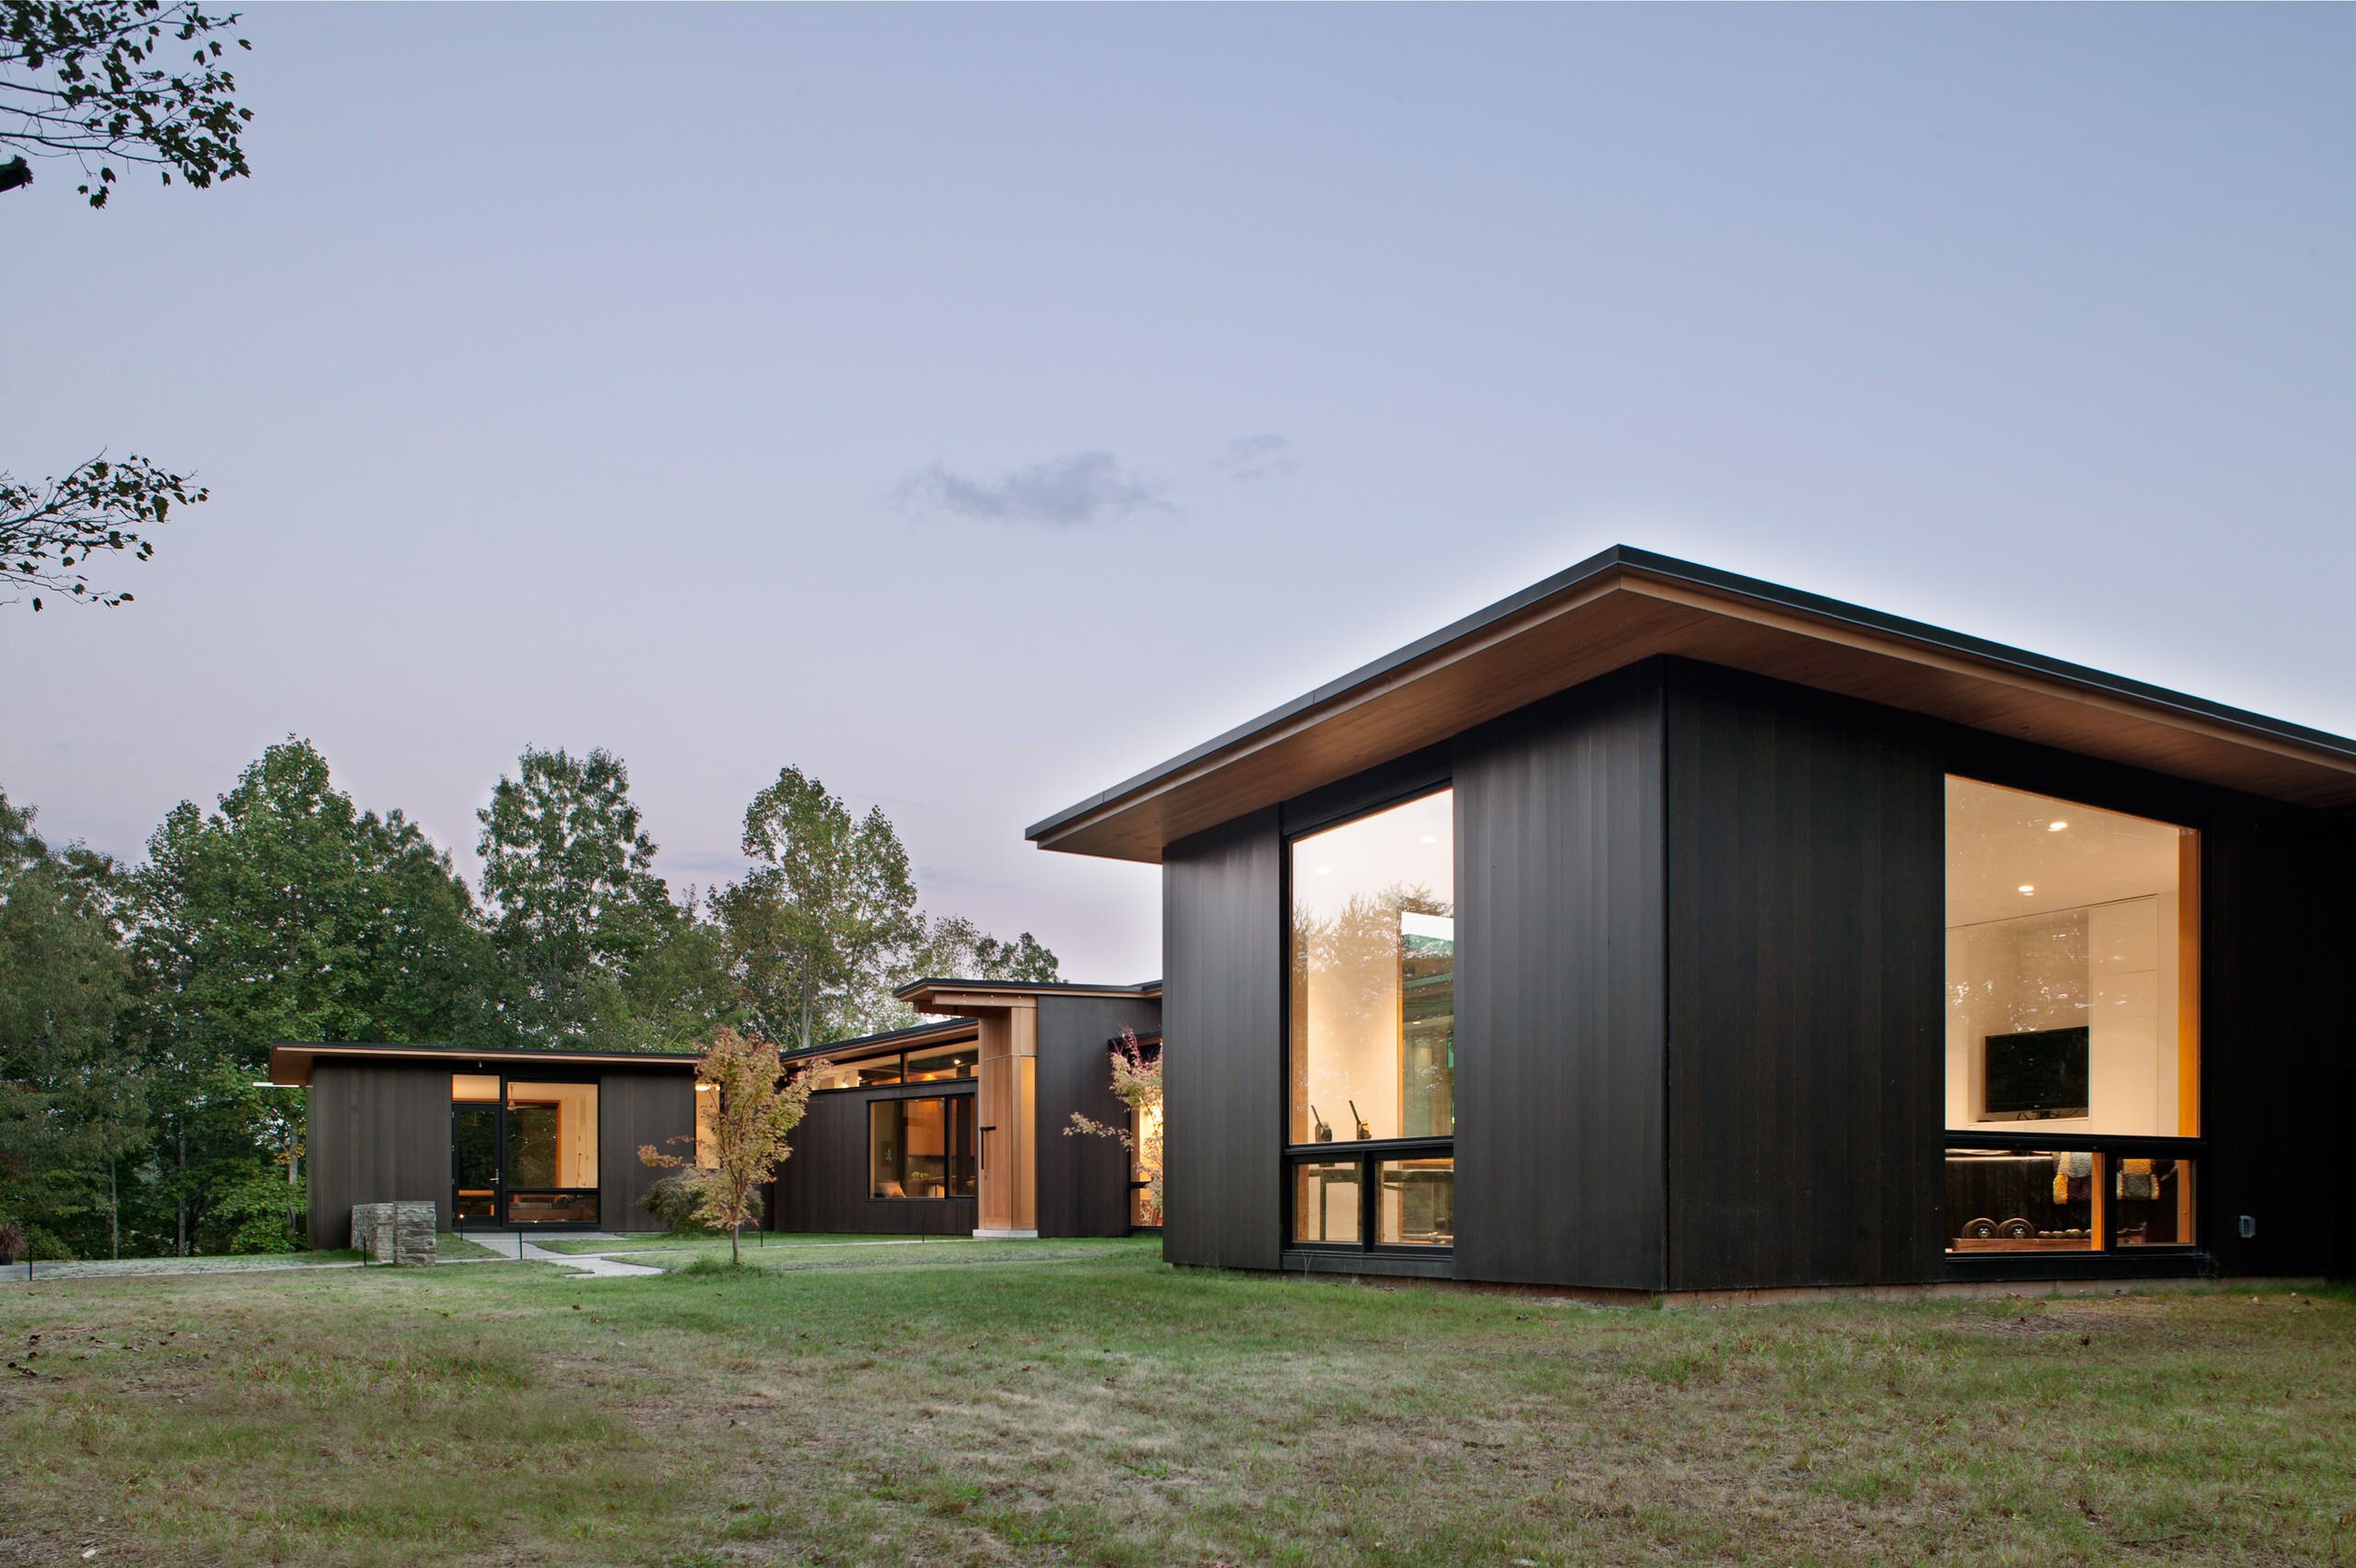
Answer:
[0,740,1057,1261]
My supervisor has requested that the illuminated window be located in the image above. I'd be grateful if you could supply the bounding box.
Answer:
[1944,778,2200,1255]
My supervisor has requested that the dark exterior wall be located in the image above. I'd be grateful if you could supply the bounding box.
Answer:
[1035,993,1164,1239]
[599,1069,697,1232]
[1662,663,1947,1293]
[1454,664,1669,1290]
[1162,808,1284,1271]
[307,1062,453,1246]
[771,1083,979,1236]
[1944,726,2356,1284]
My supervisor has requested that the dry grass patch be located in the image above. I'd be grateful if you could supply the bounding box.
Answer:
[4,1244,2352,1566]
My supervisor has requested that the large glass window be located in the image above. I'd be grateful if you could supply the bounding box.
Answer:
[498,1080,601,1225]
[1288,790,1455,1144]
[868,1096,976,1200]
[1944,778,2200,1256]
[1287,789,1455,1253]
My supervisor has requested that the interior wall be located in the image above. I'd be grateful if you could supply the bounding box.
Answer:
[506,1080,599,1188]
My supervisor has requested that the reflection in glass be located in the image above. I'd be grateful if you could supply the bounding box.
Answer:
[1292,1160,1361,1245]
[1378,1158,1455,1246]
[1289,790,1455,1145]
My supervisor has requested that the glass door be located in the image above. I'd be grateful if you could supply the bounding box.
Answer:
[453,1100,502,1228]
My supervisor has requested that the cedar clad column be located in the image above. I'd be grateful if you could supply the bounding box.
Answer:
[973,999,1039,1237]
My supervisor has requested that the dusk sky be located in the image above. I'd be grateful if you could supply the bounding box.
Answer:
[6,5,2352,986]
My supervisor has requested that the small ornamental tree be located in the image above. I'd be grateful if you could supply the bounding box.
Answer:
[639,1028,823,1266]
[1064,1027,1162,1224]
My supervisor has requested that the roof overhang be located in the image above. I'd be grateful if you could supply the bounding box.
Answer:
[267,1042,701,1088]
[1028,545,2356,863]
[895,977,1163,1019]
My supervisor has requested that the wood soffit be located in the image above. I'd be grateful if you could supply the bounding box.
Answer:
[1027,547,2356,863]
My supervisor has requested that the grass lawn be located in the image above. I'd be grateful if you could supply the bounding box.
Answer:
[3,1239,2350,1567]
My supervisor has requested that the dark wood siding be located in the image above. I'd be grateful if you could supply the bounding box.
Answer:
[307,1062,453,1246]
[1663,663,1946,1292]
[1454,664,1670,1289]
[1941,727,2356,1284]
[1035,993,1164,1239]
[1163,808,1284,1270]
[599,1070,697,1232]
[770,1084,979,1236]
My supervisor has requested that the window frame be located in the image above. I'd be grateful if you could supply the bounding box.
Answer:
[810,1047,977,1094]
[865,1090,977,1203]
[1279,780,1458,1258]
[1939,769,2207,1266]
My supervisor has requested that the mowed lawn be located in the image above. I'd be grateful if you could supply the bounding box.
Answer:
[3,1239,2351,1568]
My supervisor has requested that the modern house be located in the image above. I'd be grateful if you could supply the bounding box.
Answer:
[273,1042,705,1245]
[1027,546,2356,1297]
[275,978,1161,1247]
[769,979,1162,1239]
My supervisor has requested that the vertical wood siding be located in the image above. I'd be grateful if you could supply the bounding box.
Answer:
[1663,663,1946,1292]
[1162,809,1284,1270]
[306,1062,454,1246]
[770,1084,980,1236]
[599,1070,697,1232]
[1034,993,1165,1239]
[1454,664,1670,1289]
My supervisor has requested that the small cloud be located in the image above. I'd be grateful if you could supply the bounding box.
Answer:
[895,450,1170,527]
[1215,433,1298,482]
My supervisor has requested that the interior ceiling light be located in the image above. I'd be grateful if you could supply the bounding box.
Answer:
[2048,820,2070,832]
[2017,883,2037,894]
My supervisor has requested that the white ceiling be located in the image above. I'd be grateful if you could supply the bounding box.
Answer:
[1946,777,2185,928]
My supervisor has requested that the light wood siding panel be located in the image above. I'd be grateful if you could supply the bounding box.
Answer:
[1454,664,1669,1289]
[1035,993,1165,1238]
[306,1062,452,1247]
[1663,663,1946,1291]
[599,1070,696,1232]
[1162,808,1283,1270]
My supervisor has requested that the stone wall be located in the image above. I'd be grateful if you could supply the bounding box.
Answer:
[351,1201,437,1266]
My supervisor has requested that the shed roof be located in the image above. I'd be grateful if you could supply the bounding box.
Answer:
[1027,545,2356,862]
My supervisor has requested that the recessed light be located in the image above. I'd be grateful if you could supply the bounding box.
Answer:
[2047,821,2070,833]
[2017,884,2036,894]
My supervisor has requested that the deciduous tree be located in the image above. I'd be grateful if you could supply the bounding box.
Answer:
[477,746,702,1050]
[1065,1027,1162,1224]
[1,0,253,208]
[716,767,924,1052]
[134,739,494,1251]
[639,1028,822,1266]
[0,792,144,1259]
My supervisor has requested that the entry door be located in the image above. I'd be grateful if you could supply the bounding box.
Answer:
[453,1101,502,1228]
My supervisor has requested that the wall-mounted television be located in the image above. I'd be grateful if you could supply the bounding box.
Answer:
[1981,1026,2089,1121]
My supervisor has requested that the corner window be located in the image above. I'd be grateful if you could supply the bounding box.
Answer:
[1286,788,1455,1251]
[869,1096,976,1200]
[1943,778,2200,1256]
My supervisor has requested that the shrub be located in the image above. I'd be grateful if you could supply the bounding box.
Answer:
[642,1171,716,1234]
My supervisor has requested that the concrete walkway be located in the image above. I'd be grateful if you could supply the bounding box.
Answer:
[516,1240,664,1278]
